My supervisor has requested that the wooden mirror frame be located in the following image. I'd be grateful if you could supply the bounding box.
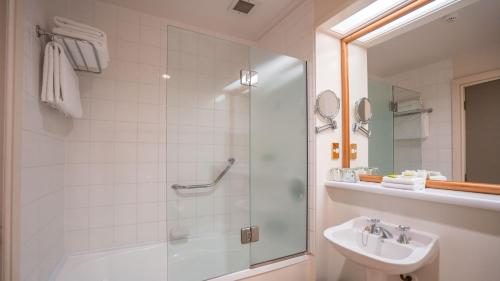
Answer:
[339,0,500,195]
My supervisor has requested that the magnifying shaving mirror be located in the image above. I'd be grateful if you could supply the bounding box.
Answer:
[315,90,340,133]
[353,97,372,137]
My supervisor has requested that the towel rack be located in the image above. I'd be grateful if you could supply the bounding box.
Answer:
[171,158,236,190]
[36,25,103,74]
[394,108,433,117]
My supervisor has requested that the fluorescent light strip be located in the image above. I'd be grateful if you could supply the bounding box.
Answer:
[330,0,409,35]
[358,0,462,42]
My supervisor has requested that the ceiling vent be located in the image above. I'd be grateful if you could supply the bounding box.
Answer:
[232,0,255,14]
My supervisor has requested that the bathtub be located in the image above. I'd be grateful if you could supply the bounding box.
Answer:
[53,233,308,281]
[53,243,168,281]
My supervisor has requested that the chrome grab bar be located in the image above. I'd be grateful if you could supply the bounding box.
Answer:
[171,158,235,190]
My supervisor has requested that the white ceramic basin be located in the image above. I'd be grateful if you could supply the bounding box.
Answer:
[323,216,439,275]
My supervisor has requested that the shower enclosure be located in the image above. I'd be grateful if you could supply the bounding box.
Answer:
[368,81,425,174]
[165,27,308,280]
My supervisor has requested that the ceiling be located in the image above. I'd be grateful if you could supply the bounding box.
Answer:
[367,0,500,77]
[101,0,305,41]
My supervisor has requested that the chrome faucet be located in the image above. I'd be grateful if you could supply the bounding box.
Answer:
[397,225,411,244]
[365,218,393,239]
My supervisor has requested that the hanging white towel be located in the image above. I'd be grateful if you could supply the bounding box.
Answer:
[41,41,83,118]
[52,16,109,71]
[41,43,54,104]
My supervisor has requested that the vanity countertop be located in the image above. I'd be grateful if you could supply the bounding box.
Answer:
[325,181,500,212]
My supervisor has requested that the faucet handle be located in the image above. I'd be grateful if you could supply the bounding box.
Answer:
[368,218,380,224]
[397,225,411,244]
[397,225,410,232]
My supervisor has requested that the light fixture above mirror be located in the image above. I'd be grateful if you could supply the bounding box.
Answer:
[330,0,410,36]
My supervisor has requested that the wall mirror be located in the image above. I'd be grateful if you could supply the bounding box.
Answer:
[341,0,500,193]
[316,90,340,133]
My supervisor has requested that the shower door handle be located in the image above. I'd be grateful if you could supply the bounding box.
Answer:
[171,158,236,190]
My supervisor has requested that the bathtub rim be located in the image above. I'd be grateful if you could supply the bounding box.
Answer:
[52,241,312,281]
[208,253,312,281]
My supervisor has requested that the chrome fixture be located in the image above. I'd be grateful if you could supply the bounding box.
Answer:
[241,226,259,244]
[35,25,103,74]
[171,158,235,190]
[353,122,371,137]
[397,225,411,244]
[365,218,393,239]
[315,90,340,133]
[240,70,258,86]
[353,97,372,137]
[393,108,433,117]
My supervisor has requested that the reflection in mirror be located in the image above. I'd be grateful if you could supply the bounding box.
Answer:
[357,0,500,184]
[353,97,372,137]
[315,90,340,133]
[354,97,372,123]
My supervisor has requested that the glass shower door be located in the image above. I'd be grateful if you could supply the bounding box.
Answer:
[368,80,394,175]
[166,26,308,280]
[249,48,308,265]
[166,26,251,281]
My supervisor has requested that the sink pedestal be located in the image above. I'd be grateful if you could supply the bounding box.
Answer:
[366,269,389,281]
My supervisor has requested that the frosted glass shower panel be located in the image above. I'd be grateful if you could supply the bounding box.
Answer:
[368,80,394,175]
[249,48,308,265]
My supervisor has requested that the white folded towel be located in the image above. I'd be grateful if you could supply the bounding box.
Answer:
[429,175,447,181]
[381,174,426,191]
[397,99,423,112]
[382,176,426,185]
[41,41,83,118]
[381,182,425,191]
[54,16,107,41]
[52,17,109,71]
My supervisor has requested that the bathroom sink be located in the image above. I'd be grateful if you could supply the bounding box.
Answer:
[323,217,438,275]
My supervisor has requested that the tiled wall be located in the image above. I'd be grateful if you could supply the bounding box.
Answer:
[258,0,316,254]
[20,0,75,280]
[63,1,169,253]
[385,60,453,178]
[20,1,314,280]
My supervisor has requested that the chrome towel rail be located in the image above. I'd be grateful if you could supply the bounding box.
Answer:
[36,25,103,74]
[171,158,235,190]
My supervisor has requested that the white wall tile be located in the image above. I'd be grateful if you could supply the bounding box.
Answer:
[114,224,137,246]
[89,227,114,250]
[114,205,137,225]
[89,185,114,207]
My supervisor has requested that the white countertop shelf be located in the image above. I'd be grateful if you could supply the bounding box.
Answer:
[325,181,500,212]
